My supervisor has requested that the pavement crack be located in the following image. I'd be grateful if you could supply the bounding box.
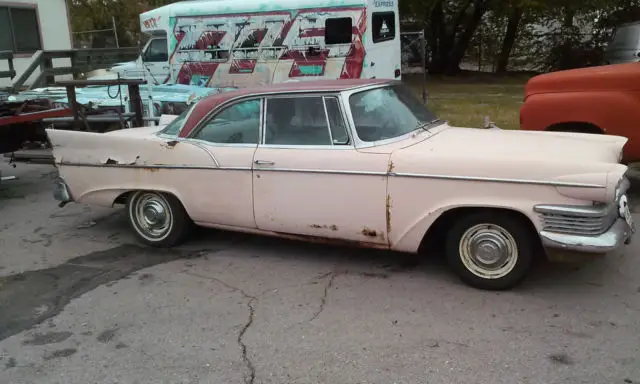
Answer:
[308,272,336,323]
[183,271,257,384]
[239,297,257,384]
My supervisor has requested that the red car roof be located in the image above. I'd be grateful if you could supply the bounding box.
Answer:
[179,78,391,137]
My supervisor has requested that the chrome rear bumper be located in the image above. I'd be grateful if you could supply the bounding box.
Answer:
[53,178,73,207]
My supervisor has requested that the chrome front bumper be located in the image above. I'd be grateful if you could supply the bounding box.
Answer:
[536,176,634,254]
[539,218,633,253]
[53,178,73,207]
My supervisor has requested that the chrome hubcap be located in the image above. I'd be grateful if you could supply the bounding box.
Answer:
[459,224,518,279]
[132,193,173,240]
[143,201,166,227]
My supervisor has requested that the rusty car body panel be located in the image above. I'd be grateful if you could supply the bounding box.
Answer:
[520,62,640,162]
[47,78,633,258]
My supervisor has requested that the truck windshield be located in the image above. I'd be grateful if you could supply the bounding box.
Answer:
[610,25,640,48]
[348,84,440,142]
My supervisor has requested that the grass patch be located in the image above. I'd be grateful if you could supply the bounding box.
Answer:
[403,73,532,130]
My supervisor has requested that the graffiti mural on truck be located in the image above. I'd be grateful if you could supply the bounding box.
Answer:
[169,7,367,86]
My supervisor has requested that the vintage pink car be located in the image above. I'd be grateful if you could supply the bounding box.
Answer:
[46,79,634,290]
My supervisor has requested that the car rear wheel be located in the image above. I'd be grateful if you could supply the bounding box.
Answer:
[127,191,191,247]
[445,211,534,290]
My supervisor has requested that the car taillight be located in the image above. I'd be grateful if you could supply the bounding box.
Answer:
[394,69,401,78]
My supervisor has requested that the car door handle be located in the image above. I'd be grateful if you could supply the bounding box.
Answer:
[254,159,275,165]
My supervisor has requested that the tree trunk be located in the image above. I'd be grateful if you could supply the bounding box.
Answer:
[444,0,489,74]
[426,1,446,73]
[495,7,523,73]
[441,0,472,57]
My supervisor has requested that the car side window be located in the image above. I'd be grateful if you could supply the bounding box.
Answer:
[192,99,261,144]
[323,96,350,145]
[264,96,349,146]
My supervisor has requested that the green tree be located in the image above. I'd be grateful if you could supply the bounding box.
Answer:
[69,0,181,47]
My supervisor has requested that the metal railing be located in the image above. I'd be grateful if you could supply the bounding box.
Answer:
[0,51,16,80]
[7,47,139,93]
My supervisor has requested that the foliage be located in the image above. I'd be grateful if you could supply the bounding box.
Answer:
[69,0,182,48]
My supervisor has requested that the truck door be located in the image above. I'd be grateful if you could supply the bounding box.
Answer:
[141,37,171,84]
[365,6,401,81]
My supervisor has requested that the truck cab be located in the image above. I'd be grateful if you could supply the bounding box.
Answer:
[109,36,170,83]
[603,21,640,65]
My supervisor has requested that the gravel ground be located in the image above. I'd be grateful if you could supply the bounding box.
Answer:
[1,161,639,384]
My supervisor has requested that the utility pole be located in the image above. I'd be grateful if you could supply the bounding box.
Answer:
[112,16,120,48]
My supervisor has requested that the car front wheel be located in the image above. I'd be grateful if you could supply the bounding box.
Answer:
[127,191,191,247]
[445,211,534,290]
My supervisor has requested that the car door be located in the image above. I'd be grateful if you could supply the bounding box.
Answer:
[184,98,263,229]
[252,93,390,244]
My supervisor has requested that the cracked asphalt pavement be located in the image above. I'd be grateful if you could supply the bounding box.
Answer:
[1,162,640,384]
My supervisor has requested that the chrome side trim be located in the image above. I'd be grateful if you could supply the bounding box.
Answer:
[388,172,605,188]
[255,167,387,176]
[534,203,612,218]
[258,144,354,149]
[53,162,606,188]
[322,96,334,145]
[185,141,221,167]
[55,162,240,171]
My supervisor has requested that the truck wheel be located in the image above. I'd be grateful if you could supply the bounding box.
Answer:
[127,191,191,247]
[445,211,534,290]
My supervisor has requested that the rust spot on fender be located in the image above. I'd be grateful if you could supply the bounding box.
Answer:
[361,227,378,237]
[310,224,340,231]
[386,194,392,234]
[142,167,159,173]
[387,159,395,173]
[273,232,389,250]
[162,140,179,149]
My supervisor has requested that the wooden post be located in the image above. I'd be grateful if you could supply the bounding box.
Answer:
[8,55,14,79]
[40,55,54,87]
[66,85,80,131]
[128,83,144,128]
[421,31,427,104]
[70,51,78,80]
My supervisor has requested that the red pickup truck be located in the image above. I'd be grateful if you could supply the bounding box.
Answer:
[519,63,640,162]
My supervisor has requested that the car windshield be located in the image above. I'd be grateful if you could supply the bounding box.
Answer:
[158,103,196,137]
[348,84,440,142]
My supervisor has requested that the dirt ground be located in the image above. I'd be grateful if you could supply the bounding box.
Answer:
[1,161,639,384]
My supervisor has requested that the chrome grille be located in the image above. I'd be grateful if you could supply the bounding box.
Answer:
[535,203,618,236]
[536,176,630,236]
[539,209,617,236]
